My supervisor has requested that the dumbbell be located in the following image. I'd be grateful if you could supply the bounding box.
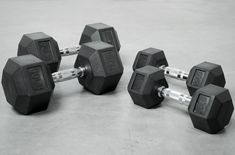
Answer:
[133,48,226,95]
[2,41,123,115]
[128,66,233,134]
[18,23,121,72]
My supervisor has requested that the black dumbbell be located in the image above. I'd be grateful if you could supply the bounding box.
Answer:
[18,23,121,72]
[128,66,233,134]
[2,41,123,115]
[133,48,226,95]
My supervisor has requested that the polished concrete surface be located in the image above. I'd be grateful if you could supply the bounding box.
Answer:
[0,0,235,154]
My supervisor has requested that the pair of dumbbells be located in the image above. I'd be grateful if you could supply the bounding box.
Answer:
[128,66,233,134]
[2,23,123,115]
[18,23,121,72]
[128,48,233,134]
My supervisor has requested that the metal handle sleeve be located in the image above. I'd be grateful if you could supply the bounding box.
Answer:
[52,67,85,83]
[59,46,80,56]
[159,65,189,81]
[158,87,192,106]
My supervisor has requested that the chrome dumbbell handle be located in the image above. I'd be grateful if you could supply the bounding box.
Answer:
[158,86,191,106]
[59,46,80,56]
[159,65,189,81]
[52,67,86,83]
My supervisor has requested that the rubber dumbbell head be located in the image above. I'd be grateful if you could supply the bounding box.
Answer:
[79,23,120,52]
[189,84,234,133]
[128,66,168,108]
[2,55,55,114]
[18,32,61,73]
[186,62,226,95]
[75,41,123,94]
[132,48,168,70]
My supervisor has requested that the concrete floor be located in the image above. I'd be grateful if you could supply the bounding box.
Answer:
[0,0,235,154]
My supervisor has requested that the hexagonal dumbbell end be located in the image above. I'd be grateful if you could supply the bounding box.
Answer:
[2,55,55,114]
[17,32,62,73]
[186,62,226,95]
[75,41,123,94]
[79,23,121,52]
[132,48,168,70]
[188,84,233,134]
[128,66,168,108]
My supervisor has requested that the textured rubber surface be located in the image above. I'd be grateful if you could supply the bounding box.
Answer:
[1,55,55,114]
[79,23,121,52]
[187,62,226,95]
[128,66,168,108]
[189,84,233,134]
[17,32,61,73]
[132,48,168,70]
[75,41,123,94]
